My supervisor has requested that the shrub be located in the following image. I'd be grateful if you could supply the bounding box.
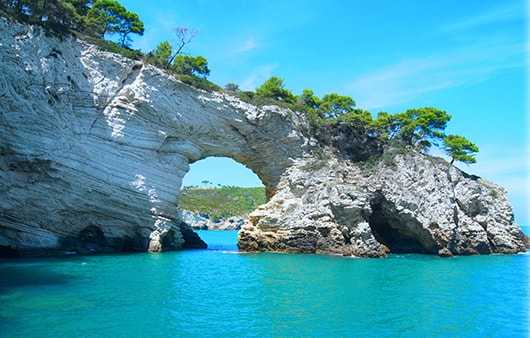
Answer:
[79,34,143,60]
[177,75,222,92]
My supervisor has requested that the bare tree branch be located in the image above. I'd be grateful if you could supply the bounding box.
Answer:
[167,27,198,65]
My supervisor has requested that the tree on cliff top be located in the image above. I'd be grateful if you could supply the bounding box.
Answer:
[1,0,91,30]
[371,107,451,151]
[146,27,198,70]
[147,40,210,78]
[443,134,479,164]
[88,0,144,47]
[256,76,296,103]
[172,55,210,78]
[298,89,321,110]
[317,93,356,119]
[147,40,173,68]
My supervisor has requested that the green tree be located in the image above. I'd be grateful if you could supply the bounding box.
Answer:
[23,0,62,22]
[256,76,296,103]
[114,10,143,47]
[87,0,119,37]
[225,83,240,92]
[146,27,197,70]
[443,134,479,164]
[5,0,90,29]
[61,0,92,30]
[88,0,144,47]
[298,89,321,109]
[146,40,173,68]
[336,108,373,128]
[317,93,356,119]
[370,111,402,139]
[172,55,211,78]
[394,107,451,150]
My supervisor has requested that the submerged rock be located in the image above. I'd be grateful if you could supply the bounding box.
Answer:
[0,18,527,257]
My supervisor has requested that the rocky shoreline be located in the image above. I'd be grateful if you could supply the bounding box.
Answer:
[179,210,246,231]
[238,153,529,257]
[1,18,528,257]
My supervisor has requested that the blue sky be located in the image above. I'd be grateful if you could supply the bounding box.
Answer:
[118,0,528,224]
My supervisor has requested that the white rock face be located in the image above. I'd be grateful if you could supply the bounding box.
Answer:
[0,19,305,255]
[179,210,245,230]
[0,19,527,256]
[239,152,529,257]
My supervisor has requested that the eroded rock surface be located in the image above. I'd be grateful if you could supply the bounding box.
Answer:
[1,19,528,256]
[178,210,246,230]
[239,153,529,257]
[0,19,305,255]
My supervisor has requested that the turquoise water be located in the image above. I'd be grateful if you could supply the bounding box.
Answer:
[1,230,528,337]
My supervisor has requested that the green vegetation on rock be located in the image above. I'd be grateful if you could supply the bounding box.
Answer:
[443,134,479,164]
[0,0,219,90]
[0,0,479,165]
[179,187,266,221]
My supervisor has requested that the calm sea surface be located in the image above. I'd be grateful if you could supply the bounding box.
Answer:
[1,228,529,337]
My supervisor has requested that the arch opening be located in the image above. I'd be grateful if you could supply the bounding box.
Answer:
[178,157,266,249]
[182,157,264,190]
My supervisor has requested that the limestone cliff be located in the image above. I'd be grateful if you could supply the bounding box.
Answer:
[239,150,528,257]
[0,19,305,255]
[1,19,528,257]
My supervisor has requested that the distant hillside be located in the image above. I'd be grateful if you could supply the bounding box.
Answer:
[178,187,266,220]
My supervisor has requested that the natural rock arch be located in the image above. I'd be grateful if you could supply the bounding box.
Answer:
[0,19,528,257]
[178,156,265,232]
[182,157,264,191]
[0,19,308,254]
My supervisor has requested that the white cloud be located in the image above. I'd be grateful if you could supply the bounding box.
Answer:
[348,40,525,111]
[440,3,525,34]
[346,2,526,112]
[234,38,257,54]
[239,64,278,91]
[348,57,453,110]
[470,144,529,179]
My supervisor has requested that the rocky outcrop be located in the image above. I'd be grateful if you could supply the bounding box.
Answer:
[1,19,528,257]
[239,151,529,257]
[0,19,305,255]
[179,210,246,230]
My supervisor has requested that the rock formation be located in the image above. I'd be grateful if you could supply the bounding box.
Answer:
[239,152,528,257]
[0,19,528,257]
[179,210,246,230]
[0,19,305,255]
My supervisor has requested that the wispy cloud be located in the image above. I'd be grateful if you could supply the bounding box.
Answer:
[348,40,525,111]
[239,64,278,91]
[234,38,257,54]
[439,3,525,34]
[471,143,529,178]
[347,3,527,112]
[348,57,454,110]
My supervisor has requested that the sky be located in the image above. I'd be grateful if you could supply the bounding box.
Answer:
[118,0,528,224]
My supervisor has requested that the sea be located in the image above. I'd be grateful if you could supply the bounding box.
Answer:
[1,228,529,338]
